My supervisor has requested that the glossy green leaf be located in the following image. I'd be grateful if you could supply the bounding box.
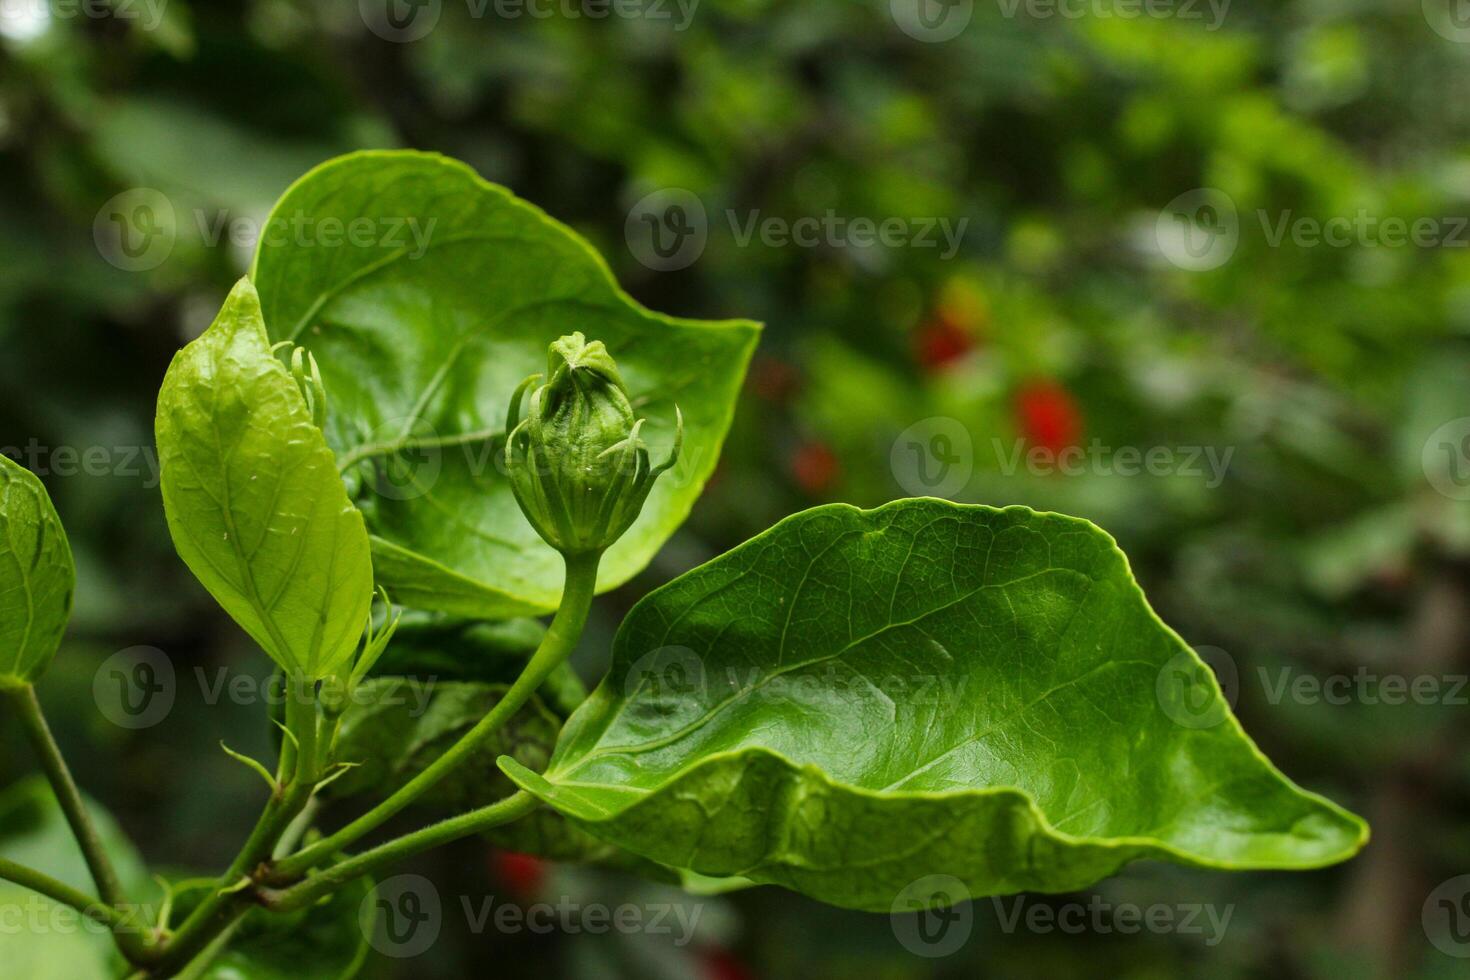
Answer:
[0,777,149,980]
[0,456,74,688]
[501,500,1369,911]
[250,151,760,617]
[155,277,374,678]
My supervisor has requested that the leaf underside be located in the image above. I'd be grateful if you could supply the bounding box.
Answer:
[251,150,760,617]
[501,499,1368,911]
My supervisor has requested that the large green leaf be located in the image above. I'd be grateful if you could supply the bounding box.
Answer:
[501,500,1369,911]
[0,777,149,980]
[156,278,374,678]
[0,456,74,688]
[250,151,760,617]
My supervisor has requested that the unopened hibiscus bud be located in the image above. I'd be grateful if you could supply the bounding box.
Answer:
[505,333,681,557]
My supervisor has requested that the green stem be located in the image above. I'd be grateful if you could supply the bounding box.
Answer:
[264,791,538,913]
[144,786,307,975]
[148,681,326,975]
[5,684,155,961]
[7,686,129,909]
[284,679,321,786]
[272,551,600,879]
[147,901,253,979]
[171,919,244,980]
[0,856,139,931]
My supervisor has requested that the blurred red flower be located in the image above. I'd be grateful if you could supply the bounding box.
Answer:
[492,849,546,900]
[701,946,756,980]
[913,308,975,373]
[1014,379,1082,453]
[749,355,801,403]
[790,440,839,495]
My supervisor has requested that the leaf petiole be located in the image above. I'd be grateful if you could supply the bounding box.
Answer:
[270,550,600,879]
[0,856,138,932]
[262,791,538,914]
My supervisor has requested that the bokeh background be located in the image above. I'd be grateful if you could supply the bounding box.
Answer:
[2,0,1469,977]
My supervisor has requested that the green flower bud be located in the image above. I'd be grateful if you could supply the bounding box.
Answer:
[505,333,681,557]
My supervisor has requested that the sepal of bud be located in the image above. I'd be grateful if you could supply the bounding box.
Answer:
[274,340,328,429]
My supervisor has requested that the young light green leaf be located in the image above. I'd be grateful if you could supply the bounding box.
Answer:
[0,455,74,689]
[251,151,760,617]
[501,500,1369,912]
[156,277,373,679]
